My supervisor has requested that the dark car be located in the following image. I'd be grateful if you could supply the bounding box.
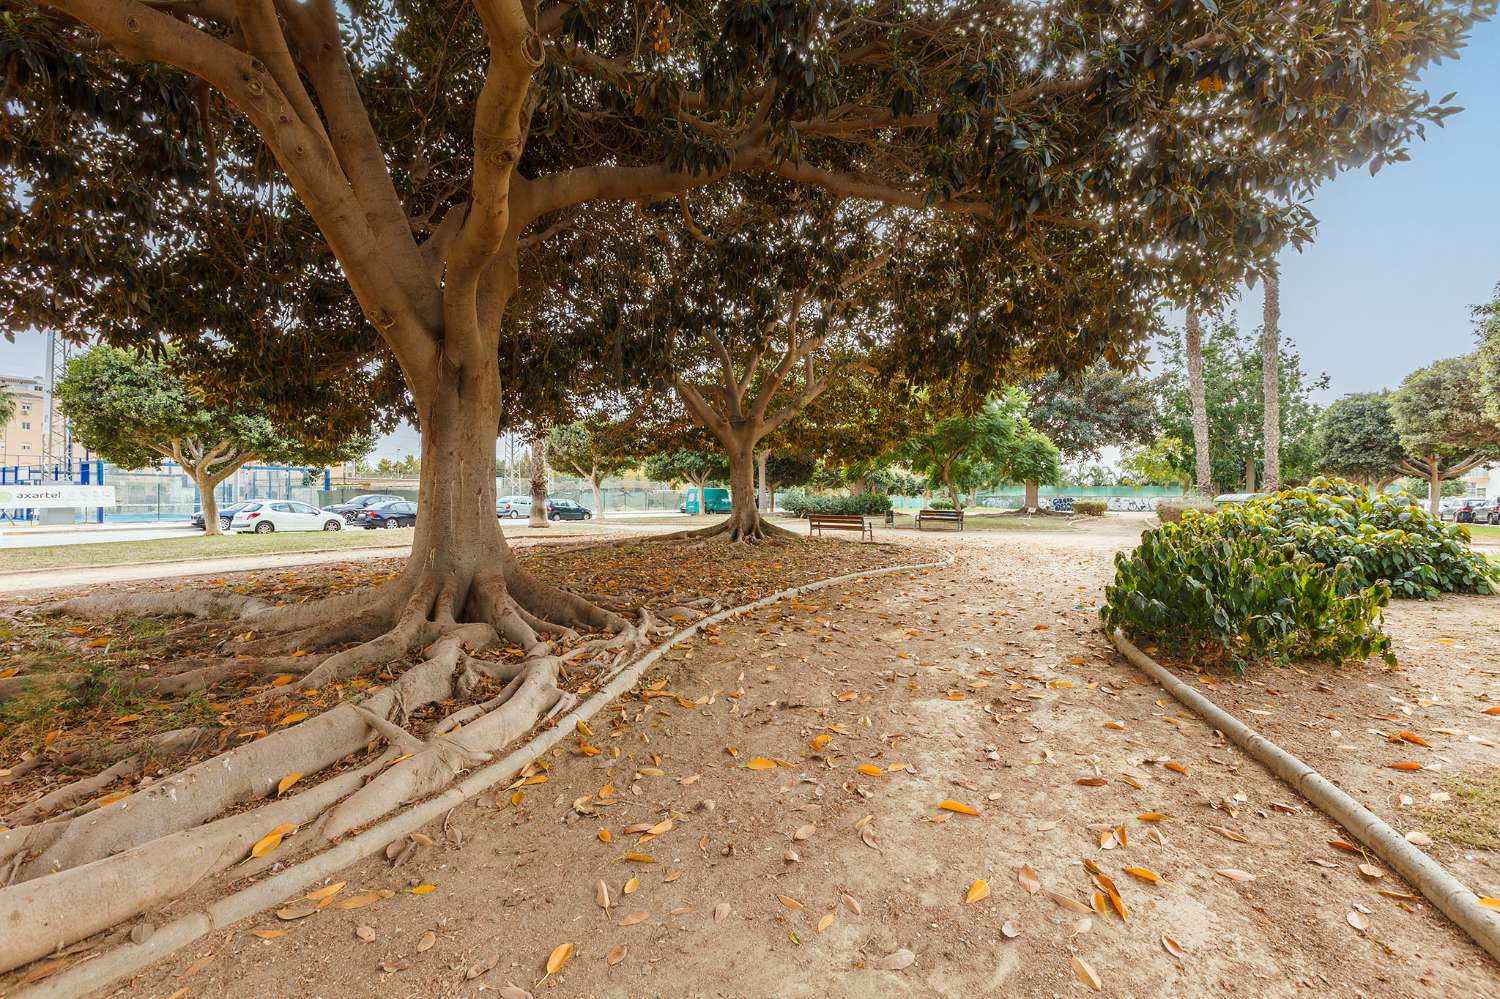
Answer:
[544,498,592,521]
[355,499,417,529]
[1455,498,1488,524]
[190,501,251,531]
[325,493,405,523]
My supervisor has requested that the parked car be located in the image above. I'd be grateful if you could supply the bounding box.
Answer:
[1454,497,1489,523]
[544,498,592,521]
[496,495,533,519]
[325,493,406,523]
[230,500,344,533]
[679,487,732,514]
[354,499,418,529]
[1484,499,1500,525]
[1437,498,1466,521]
[190,501,251,531]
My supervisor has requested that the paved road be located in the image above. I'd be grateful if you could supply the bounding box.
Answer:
[0,526,200,549]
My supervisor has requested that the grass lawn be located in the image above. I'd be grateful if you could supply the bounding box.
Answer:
[886,510,1076,532]
[1467,524,1500,542]
[0,528,418,573]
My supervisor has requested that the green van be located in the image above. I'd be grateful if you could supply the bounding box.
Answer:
[680,487,733,514]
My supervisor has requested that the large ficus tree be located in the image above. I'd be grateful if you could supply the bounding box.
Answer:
[57,346,370,534]
[1390,355,1500,516]
[1312,391,1408,490]
[0,0,1488,972]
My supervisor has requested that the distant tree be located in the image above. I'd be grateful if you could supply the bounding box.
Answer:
[57,346,366,534]
[547,420,636,516]
[641,451,730,519]
[0,387,14,429]
[1027,361,1159,510]
[901,391,1058,511]
[1476,281,1500,427]
[761,452,817,513]
[1312,393,1407,489]
[375,455,421,478]
[1261,263,1283,491]
[1185,310,1213,496]
[1161,315,1327,492]
[527,432,550,528]
[1121,436,1195,494]
[1390,356,1500,516]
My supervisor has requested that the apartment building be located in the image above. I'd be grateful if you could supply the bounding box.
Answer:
[0,373,48,465]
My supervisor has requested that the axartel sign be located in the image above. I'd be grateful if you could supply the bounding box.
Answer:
[0,485,117,508]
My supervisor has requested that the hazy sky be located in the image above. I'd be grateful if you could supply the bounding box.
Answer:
[4,18,1496,457]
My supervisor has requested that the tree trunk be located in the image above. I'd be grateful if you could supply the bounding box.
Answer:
[1261,263,1282,492]
[589,471,605,518]
[1185,309,1213,497]
[528,435,549,528]
[756,449,769,511]
[1023,479,1040,513]
[196,472,222,537]
[943,463,962,511]
[696,477,708,517]
[1244,454,1257,493]
[850,477,868,495]
[1428,459,1442,518]
[969,485,980,508]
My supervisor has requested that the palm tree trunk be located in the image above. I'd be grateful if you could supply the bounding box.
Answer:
[527,433,549,528]
[1185,309,1213,497]
[1261,263,1282,492]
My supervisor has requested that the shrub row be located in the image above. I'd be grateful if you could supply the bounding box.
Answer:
[779,489,892,517]
[1102,478,1497,671]
[1073,499,1107,517]
[1156,497,1217,523]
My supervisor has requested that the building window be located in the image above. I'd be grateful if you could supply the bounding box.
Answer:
[20,422,31,430]
[20,404,31,413]
[21,444,32,451]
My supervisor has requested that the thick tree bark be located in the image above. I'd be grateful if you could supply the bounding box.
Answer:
[1261,263,1282,492]
[1244,454,1257,493]
[528,434,549,528]
[1185,309,1213,497]
[589,471,605,518]
[756,450,769,511]
[1428,461,1442,518]
[1023,479,1040,513]
[943,461,962,511]
[196,472,222,537]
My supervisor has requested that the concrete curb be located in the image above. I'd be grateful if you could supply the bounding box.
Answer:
[1107,627,1500,965]
[17,547,954,998]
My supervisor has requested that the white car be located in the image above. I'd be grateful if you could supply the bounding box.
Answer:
[231,500,344,534]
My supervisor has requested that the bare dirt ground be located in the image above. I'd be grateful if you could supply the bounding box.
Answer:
[12,518,1500,998]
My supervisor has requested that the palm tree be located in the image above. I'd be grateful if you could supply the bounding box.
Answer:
[1261,262,1282,492]
[1185,309,1213,496]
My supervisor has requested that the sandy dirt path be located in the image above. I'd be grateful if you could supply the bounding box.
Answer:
[99,524,1498,998]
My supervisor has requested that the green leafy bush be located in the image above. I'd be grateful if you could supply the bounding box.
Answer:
[928,497,954,510]
[1103,479,1497,671]
[779,489,891,517]
[1156,497,1216,523]
[1073,499,1107,517]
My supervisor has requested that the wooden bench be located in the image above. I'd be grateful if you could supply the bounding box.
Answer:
[807,513,873,541]
[915,508,964,530]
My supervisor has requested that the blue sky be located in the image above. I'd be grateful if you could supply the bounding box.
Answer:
[3,18,1497,457]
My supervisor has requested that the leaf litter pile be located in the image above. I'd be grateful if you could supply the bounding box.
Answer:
[0,535,915,987]
[83,530,1499,999]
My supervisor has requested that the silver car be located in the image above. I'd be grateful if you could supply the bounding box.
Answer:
[496,495,532,519]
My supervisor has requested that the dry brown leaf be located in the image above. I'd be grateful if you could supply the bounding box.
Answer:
[1018,865,1041,895]
[1216,868,1256,882]
[334,892,382,910]
[1346,910,1370,932]
[793,823,816,841]
[606,943,627,967]
[777,894,804,911]
[714,902,731,923]
[417,930,436,953]
[1208,825,1249,844]
[250,929,285,940]
[1357,863,1384,880]
[250,823,297,858]
[1122,866,1162,884]
[275,904,319,921]
[544,942,574,977]
[596,879,610,912]
[1161,933,1185,957]
[1046,890,1093,914]
[1000,919,1021,938]
[842,893,862,915]
[355,925,377,942]
[305,881,347,901]
[618,910,649,926]
[816,911,836,933]
[1071,955,1102,991]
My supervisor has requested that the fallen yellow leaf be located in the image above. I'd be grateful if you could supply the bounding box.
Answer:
[276,772,303,796]
[937,799,979,816]
[964,879,990,905]
[545,941,574,977]
[411,884,436,895]
[250,823,297,858]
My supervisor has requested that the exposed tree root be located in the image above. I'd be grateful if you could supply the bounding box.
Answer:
[0,672,84,704]
[2,727,211,829]
[658,513,801,544]
[0,554,648,975]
